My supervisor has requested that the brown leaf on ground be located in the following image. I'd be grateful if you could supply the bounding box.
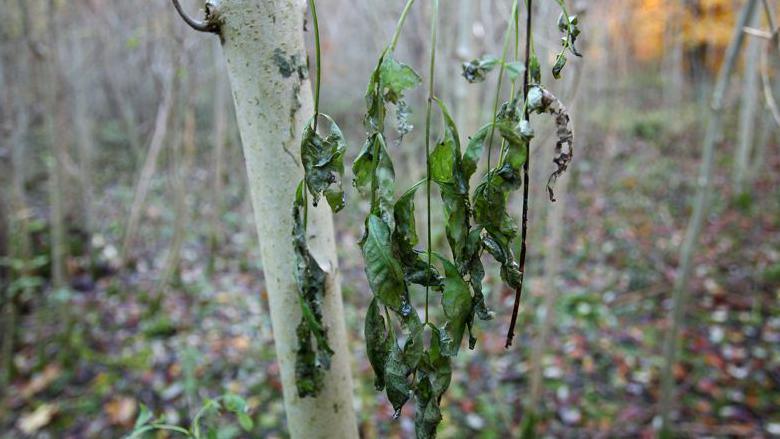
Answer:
[105,396,137,426]
[17,403,58,434]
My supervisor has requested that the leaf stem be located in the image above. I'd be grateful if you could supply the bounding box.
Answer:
[506,0,533,349]
[498,1,522,166]
[424,0,439,325]
[301,0,321,231]
[485,0,519,171]
[389,0,417,53]
[307,0,321,132]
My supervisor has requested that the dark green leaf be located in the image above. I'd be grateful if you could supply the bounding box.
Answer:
[385,341,412,414]
[437,257,472,356]
[362,215,407,312]
[529,54,541,84]
[552,53,567,79]
[353,134,396,227]
[365,298,391,390]
[393,182,442,288]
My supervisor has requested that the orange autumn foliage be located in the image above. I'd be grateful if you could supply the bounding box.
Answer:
[618,0,738,63]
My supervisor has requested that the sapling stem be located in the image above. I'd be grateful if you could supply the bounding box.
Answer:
[506,0,534,349]
[424,0,439,325]
[486,0,519,171]
[390,0,417,53]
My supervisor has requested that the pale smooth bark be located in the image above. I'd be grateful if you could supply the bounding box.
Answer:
[209,1,358,437]
[658,0,759,432]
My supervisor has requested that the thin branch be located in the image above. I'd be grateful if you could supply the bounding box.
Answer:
[505,0,533,349]
[424,0,439,325]
[744,26,773,39]
[170,0,217,33]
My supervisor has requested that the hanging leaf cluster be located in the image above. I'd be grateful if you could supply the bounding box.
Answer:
[552,0,583,78]
[352,31,505,433]
[353,1,581,437]
[287,0,581,434]
[291,0,348,399]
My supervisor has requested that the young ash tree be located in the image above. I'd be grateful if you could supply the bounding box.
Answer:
[170,1,358,438]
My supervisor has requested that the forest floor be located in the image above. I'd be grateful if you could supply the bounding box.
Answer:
[1,107,779,438]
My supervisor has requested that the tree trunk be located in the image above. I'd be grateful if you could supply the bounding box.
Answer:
[527,172,569,408]
[658,0,759,433]
[44,0,66,290]
[155,103,193,296]
[210,1,358,437]
[121,70,175,265]
[72,41,97,274]
[733,7,761,195]
[208,39,228,277]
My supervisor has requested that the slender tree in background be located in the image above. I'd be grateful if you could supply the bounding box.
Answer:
[44,0,66,290]
[734,5,761,196]
[121,63,176,266]
[71,36,97,274]
[170,1,358,437]
[2,0,36,387]
[208,39,228,276]
[658,0,759,433]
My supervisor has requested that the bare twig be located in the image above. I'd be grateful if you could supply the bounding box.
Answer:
[170,0,218,33]
[743,26,772,39]
[505,0,532,349]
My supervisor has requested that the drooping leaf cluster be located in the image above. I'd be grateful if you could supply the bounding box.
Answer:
[292,182,336,398]
[458,2,578,349]
[552,0,583,78]
[353,1,580,435]
[290,0,348,399]
[354,36,502,435]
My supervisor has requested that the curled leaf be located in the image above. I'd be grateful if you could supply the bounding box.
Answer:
[527,86,574,201]
[301,114,346,212]
[462,55,499,83]
[365,298,392,390]
[361,215,408,312]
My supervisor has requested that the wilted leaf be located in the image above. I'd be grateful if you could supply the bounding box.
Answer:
[461,55,499,83]
[292,182,334,397]
[366,298,392,390]
[300,114,346,212]
[362,215,407,312]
